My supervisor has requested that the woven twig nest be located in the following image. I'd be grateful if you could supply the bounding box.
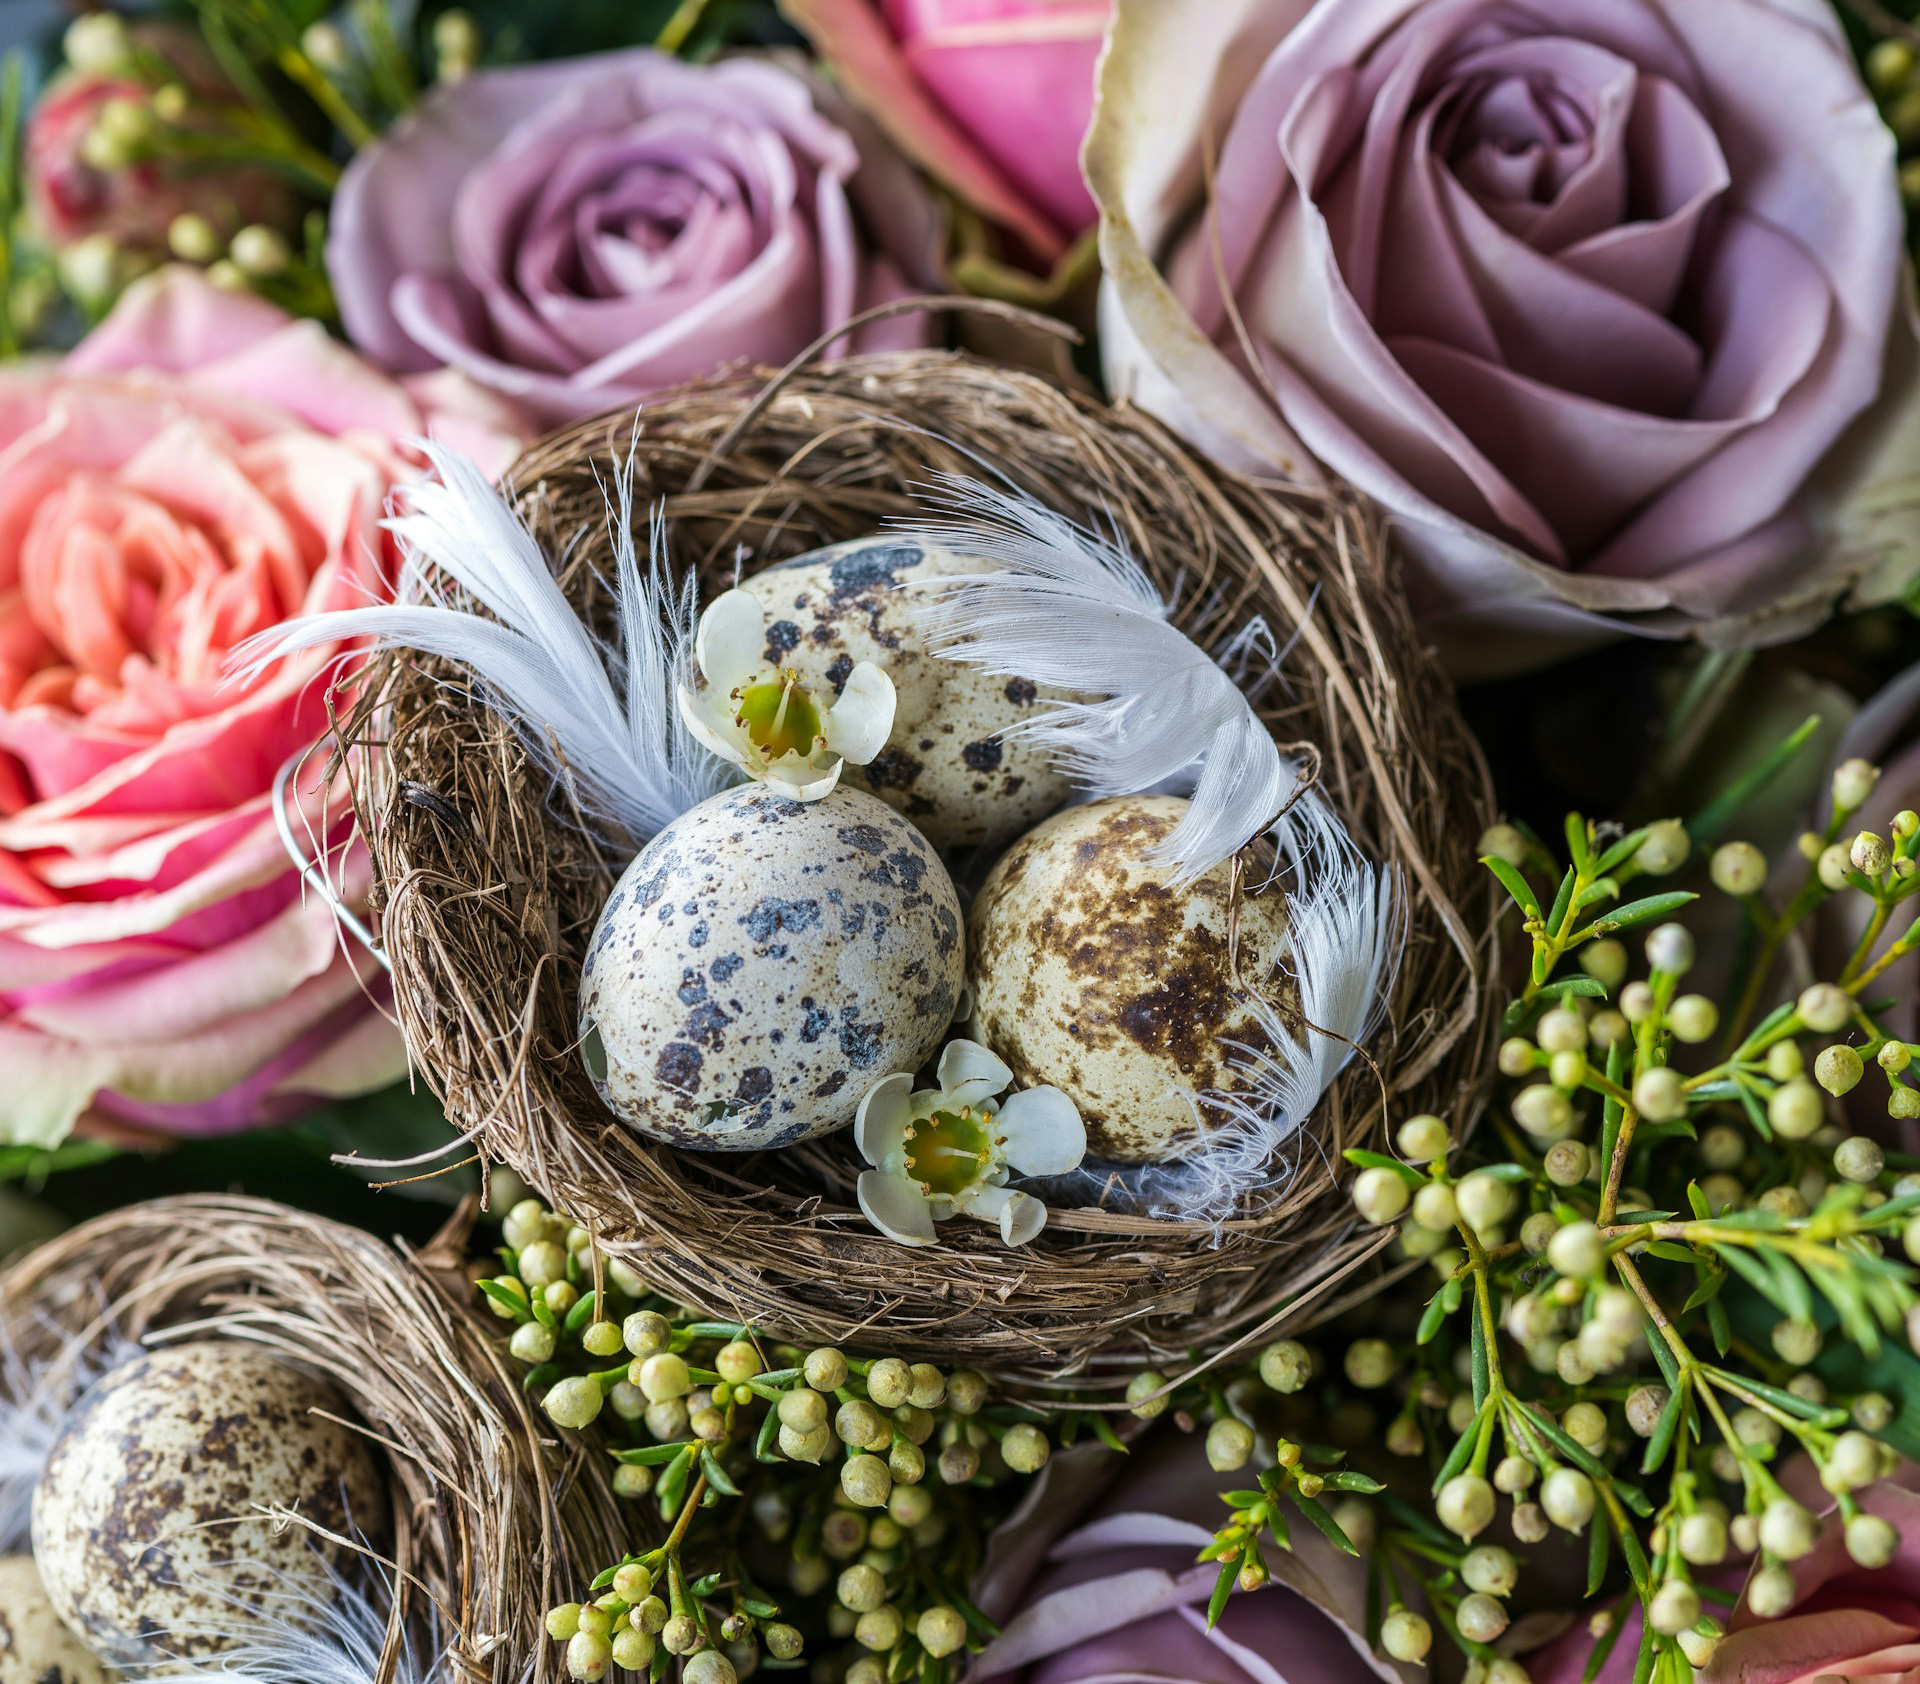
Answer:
[0,1195,626,1684]
[352,351,1495,1373]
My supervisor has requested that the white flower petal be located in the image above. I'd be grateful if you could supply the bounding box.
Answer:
[822,661,896,765]
[994,1086,1087,1177]
[964,1184,1047,1247]
[854,1072,915,1166]
[857,1169,938,1246]
[937,1038,1012,1109]
[678,682,749,766]
[696,588,768,690]
[762,751,843,802]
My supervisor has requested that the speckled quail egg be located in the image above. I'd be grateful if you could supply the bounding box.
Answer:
[32,1344,388,1670]
[580,783,965,1150]
[968,795,1295,1164]
[738,539,1076,849]
[0,1557,112,1684]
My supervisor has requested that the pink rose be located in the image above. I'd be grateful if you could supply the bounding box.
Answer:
[1089,0,1920,677]
[327,50,941,426]
[1530,1480,1920,1684]
[972,1433,1409,1684]
[781,0,1110,265]
[25,29,295,257]
[0,267,524,1146]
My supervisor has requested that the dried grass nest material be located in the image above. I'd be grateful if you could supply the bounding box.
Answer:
[351,351,1497,1374]
[0,1194,627,1684]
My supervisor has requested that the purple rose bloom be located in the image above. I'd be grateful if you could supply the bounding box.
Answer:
[328,51,940,424]
[972,1433,1411,1684]
[1088,0,1920,677]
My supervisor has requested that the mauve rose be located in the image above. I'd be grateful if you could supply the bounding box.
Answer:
[781,0,1110,265]
[327,50,941,426]
[0,267,524,1146]
[1088,0,1920,678]
[971,1433,1410,1684]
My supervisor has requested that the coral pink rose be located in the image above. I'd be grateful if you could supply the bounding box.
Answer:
[0,267,524,1146]
[782,0,1110,266]
[327,50,940,426]
[1089,0,1920,677]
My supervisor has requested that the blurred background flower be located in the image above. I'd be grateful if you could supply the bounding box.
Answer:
[0,266,521,1148]
[1088,0,1920,679]
[326,48,940,425]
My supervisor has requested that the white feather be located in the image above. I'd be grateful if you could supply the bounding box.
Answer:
[0,1319,140,1554]
[127,1543,445,1684]
[899,475,1296,882]
[233,441,724,847]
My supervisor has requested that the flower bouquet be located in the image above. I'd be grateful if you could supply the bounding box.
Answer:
[0,4,1918,1684]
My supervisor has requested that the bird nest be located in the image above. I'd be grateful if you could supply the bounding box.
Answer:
[346,351,1496,1375]
[0,1194,627,1684]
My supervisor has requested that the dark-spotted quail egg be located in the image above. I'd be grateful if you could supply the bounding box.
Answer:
[738,539,1075,849]
[580,783,965,1149]
[32,1344,388,1670]
[968,795,1294,1163]
[0,1558,112,1684]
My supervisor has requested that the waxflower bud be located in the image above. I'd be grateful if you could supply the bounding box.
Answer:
[1479,823,1529,866]
[804,1347,849,1391]
[1352,1166,1410,1224]
[835,1400,887,1450]
[1583,938,1629,989]
[1678,1510,1728,1565]
[1541,1468,1596,1532]
[1549,1048,1588,1090]
[1818,844,1855,891]
[1636,820,1690,875]
[866,1357,912,1409]
[1494,1455,1535,1493]
[1126,1370,1169,1419]
[1345,1339,1396,1388]
[543,1377,604,1430]
[1461,1545,1517,1597]
[1543,1140,1589,1187]
[1455,1171,1513,1231]
[946,1368,988,1413]
[1834,758,1881,812]
[917,1608,968,1660]
[1547,1220,1607,1280]
[937,1442,981,1484]
[1769,1078,1824,1140]
[1892,1085,1920,1120]
[1645,923,1694,975]
[1621,981,1655,1023]
[230,226,291,278]
[518,1240,567,1287]
[1760,1497,1818,1560]
[510,1322,556,1364]
[1835,1135,1885,1183]
[1258,1340,1312,1393]
[1670,994,1719,1044]
[1436,1473,1496,1539]
[906,1363,946,1409]
[1817,1045,1865,1096]
[1499,1037,1536,1077]
[1846,1513,1899,1569]
[1799,984,1854,1035]
[1397,1114,1451,1162]
[837,1563,886,1611]
[684,1649,736,1684]
[1561,1402,1607,1452]
[1625,1385,1669,1437]
[1380,1609,1432,1663]
[1206,1417,1255,1472]
[840,1454,891,1508]
[715,1340,760,1383]
[623,1311,670,1356]
[1650,1581,1701,1637]
[1772,1319,1821,1366]
[1537,1008,1587,1053]
[567,1632,612,1681]
[1852,832,1892,876]
[1512,1083,1574,1139]
[1001,1422,1050,1473]
[1749,1563,1797,1618]
[637,1353,690,1402]
[1411,1182,1458,1230]
[1710,841,1766,896]
[1823,1430,1881,1493]
[1512,1502,1550,1543]
[1633,1067,1686,1122]
[1457,1593,1509,1643]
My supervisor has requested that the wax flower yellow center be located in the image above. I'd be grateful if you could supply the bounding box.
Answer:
[733,673,823,762]
[905,1107,997,1197]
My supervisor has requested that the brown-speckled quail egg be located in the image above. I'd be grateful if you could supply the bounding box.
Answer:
[739,539,1075,849]
[32,1344,388,1670]
[968,795,1294,1164]
[0,1557,112,1684]
[580,783,965,1150]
